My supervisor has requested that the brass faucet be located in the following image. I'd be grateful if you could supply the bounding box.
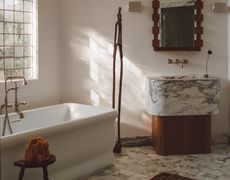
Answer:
[168,59,189,68]
[0,76,28,136]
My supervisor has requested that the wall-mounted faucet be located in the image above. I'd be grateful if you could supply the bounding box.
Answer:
[168,59,189,68]
[0,76,28,136]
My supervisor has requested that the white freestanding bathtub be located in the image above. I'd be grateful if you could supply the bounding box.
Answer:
[0,103,117,180]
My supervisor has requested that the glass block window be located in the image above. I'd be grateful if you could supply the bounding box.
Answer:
[0,0,37,81]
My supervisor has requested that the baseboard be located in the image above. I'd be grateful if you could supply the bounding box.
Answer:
[120,134,230,148]
[121,136,152,147]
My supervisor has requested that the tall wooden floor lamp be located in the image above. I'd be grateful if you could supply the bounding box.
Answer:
[112,7,124,154]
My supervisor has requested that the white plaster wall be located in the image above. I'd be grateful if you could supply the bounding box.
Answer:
[59,0,230,137]
[0,0,61,109]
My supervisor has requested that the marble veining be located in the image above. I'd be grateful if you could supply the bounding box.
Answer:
[146,76,220,116]
[86,144,230,180]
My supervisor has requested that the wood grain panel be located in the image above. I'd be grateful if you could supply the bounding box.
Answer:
[152,115,211,155]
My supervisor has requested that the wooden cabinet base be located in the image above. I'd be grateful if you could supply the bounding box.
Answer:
[152,115,211,155]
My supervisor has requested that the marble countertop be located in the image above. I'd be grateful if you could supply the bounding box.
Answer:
[146,75,220,116]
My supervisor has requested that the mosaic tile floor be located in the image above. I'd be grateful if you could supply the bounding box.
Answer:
[86,144,230,180]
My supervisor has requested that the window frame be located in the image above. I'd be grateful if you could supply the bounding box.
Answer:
[0,0,38,83]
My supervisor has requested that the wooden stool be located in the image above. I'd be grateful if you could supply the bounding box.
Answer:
[14,154,56,180]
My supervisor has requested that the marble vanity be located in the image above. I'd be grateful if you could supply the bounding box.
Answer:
[146,75,220,155]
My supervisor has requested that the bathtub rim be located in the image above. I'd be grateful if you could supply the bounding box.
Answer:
[0,103,117,119]
[0,103,118,148]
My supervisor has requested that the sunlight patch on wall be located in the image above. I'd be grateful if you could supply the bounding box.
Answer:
[123,57,143,79]
[108,44,113,55]
[89,38,99,53]
[71,28,150,130]
[89,36,112,57]
[90,59,99,83]
[90,90,100,106]
[87,30,147,113]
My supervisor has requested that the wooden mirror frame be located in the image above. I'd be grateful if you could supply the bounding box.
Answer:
[152,0,203,51]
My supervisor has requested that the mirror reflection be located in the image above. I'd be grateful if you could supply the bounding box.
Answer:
[159,0,195,48]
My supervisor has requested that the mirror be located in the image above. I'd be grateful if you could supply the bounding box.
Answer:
[160,0,195,47]
[152,0,203,51]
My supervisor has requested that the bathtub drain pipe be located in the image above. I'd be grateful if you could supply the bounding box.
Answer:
[112,7,124,154]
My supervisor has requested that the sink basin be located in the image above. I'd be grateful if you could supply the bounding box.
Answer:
[162,75,187,79]
[161,75,204,80]
[146,75,220,116]
[161,75,212,80]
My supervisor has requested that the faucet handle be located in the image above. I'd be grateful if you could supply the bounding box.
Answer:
[183,59,189,64]
[6,76,28,85]
[168,59,173,64]
[19,101,29,106]
[7,104,14,108]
